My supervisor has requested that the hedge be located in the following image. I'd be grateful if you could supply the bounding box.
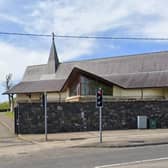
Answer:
[0,102,10,112]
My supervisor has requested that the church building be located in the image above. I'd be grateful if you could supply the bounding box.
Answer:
[5,35,168,134]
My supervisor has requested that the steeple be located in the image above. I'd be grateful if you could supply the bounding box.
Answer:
[47,32,59,74]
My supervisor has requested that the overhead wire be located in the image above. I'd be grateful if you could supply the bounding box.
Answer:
[0,31,168,41]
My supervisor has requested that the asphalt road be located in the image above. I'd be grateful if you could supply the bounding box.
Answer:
[0,144,168,168]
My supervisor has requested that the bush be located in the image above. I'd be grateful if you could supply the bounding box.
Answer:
[0,102,10,112]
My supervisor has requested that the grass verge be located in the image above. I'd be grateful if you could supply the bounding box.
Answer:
[5,111,14,119]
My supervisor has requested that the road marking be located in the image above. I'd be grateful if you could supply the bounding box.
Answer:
[95,157,168,168]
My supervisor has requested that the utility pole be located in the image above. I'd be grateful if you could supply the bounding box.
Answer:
[44,92,48,141]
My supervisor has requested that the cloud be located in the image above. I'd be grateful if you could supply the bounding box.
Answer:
[0,0,168,101]
[0,0,168,78]
[26,0,129,35]
[24,0,168,35]
[57,38,95,61]
[0,13,24,24]
[0,41,48,82]
[18,0,168,59]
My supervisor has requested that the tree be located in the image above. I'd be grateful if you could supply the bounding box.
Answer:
[5,73,13,111]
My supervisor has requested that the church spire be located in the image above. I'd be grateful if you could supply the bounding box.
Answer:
[47,32,59,74]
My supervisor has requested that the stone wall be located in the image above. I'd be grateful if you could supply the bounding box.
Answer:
[15,101,168,134]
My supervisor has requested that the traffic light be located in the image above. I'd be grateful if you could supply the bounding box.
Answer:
[96,88,103,108]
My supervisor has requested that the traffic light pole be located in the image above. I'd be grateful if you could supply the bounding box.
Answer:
[96,88,103,143]
[99,107,102,143]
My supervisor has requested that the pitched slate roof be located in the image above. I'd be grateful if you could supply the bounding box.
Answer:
[104,71,168,88]
[5,79,65,94]
[5,68,115,94]
[23,51,168,80]
[4,38,168,94]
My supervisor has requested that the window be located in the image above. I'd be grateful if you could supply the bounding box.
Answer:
[69,76,80,96]
[69,75,112,96]
[70,82,77,96]
[81,76,112,96]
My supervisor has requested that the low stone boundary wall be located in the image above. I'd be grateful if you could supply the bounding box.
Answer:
[15,101,168,134]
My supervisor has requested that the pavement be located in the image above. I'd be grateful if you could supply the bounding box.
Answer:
[19,129,168,148]
[1,112,168,151]
[0,112,32,148]
[0,112,14,133]
[1,111,168,148]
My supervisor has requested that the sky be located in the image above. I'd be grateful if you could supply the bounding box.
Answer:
[0,0,168,102]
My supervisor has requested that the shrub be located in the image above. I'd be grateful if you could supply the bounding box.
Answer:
[0,102,10,112]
